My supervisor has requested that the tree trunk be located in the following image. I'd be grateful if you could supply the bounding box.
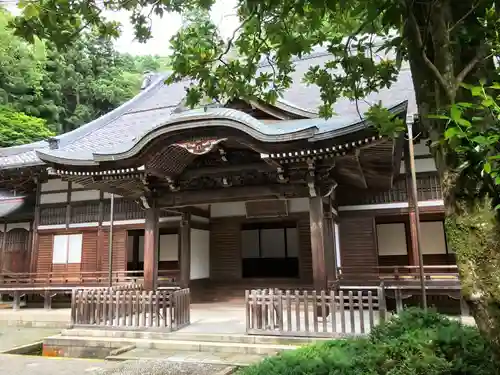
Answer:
[444,196,500,357]
[404,0,500,356]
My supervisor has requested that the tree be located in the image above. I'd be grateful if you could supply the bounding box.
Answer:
[0,105,54,147]
[1,6,170,136]
[12,0,500,354]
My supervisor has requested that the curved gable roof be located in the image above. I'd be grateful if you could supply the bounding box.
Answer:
[0,53,417,169]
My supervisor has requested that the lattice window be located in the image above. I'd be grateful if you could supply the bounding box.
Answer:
[4,228,29,253]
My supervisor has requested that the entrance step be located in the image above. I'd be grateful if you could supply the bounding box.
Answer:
[60,329,327,346]
[105,347,267,366]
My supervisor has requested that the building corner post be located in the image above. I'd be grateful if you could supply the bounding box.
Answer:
[143,198,159,291]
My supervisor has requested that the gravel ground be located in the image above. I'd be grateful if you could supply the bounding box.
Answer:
[94,360,233,375]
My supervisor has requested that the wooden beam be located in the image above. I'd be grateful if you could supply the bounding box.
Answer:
[158,184,307,207]
[179,212,191,288]
[309,196,327,291]
[181,163,272,179]
[143,200,159,290]
[180,206,210,218]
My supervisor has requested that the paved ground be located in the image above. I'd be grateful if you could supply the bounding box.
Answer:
[0,355,234,375]
[0,308,71,328]
[0,354,114,375]
[94,360,233,375]
[110,347,266,366]
[0,327,61,352]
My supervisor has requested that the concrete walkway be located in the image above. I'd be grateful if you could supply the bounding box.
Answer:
[0,303,475,332]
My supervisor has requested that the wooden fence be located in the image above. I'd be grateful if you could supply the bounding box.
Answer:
[71,288,190,331]
[245,288,386,337]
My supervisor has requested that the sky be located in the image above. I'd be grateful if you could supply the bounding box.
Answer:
[4,0,240,56]
[103,0,239,56]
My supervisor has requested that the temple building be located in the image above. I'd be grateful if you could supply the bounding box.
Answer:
[0,52,452,301]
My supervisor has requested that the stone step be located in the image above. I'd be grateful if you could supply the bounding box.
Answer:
[105,347,267,367]
[44,335,298,356]
[61,329,326,346]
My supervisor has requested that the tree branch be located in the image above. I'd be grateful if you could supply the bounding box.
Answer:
[455,45,487,87]
[407,3,455,102]
[448,0,484,32]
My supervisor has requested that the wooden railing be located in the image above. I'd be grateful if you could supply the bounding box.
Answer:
[336,265,459,286]
[0,270,179,289]
[71,287,190,331]
[245,288,386,337]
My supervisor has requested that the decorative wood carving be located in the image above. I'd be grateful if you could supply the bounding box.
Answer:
[174,138,227,155]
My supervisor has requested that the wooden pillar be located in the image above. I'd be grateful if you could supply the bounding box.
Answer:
[179,212,191,288]
[96,191,104,271]
[309,196,327,291]
[29,178,41,273]
[143,201,159,291]
[65,181,72,229]
[323,200,337,283]
[404,145,421,268]
[408,212,421,267]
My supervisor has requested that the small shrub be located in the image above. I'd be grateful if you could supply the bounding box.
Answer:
[238,308,498,375]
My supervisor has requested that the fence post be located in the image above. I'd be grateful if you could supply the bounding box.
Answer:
[70,288,77,326]
[378,283,387,323]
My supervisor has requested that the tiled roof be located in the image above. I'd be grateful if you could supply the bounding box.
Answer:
[0,52,416,169]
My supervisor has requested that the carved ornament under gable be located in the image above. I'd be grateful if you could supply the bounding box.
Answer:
[173,138,227,155]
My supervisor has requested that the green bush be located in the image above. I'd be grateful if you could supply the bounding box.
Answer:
[238,308,498,375]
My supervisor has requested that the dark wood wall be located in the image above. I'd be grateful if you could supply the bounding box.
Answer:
[209,213,314,283]
[338,216,379,273]
[35,229,127,275]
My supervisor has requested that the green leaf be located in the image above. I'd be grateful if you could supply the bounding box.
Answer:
[428,114,450,120]
[488,83,500,90]
[444,127,463,139]
[471,86,483,97]
[32,35,46,60]
[450,104,462,122]
[484,162,492,174]
[456,118,471,127]
[24,3,39,20]
[472,136,488,144]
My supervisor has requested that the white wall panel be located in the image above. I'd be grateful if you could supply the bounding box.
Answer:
[288,198,309,213]
[210,202,246,217]
[6,222,30,231]
[261,228,286,258]
[241,230,259,258]
[286,228,299,257]
[67,234,83,263]
[421,221,447,254]
[159,234,178,261]
[40,192,67,204]
[52,235,68,264]
[71,190,100,201]
[400,158,437,173]
[42,178,68,192]
[377,223,408,256]
[190,229,210,280]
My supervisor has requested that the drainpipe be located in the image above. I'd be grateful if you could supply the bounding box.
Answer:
[407,115,427,310]
[108,193,115,288]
